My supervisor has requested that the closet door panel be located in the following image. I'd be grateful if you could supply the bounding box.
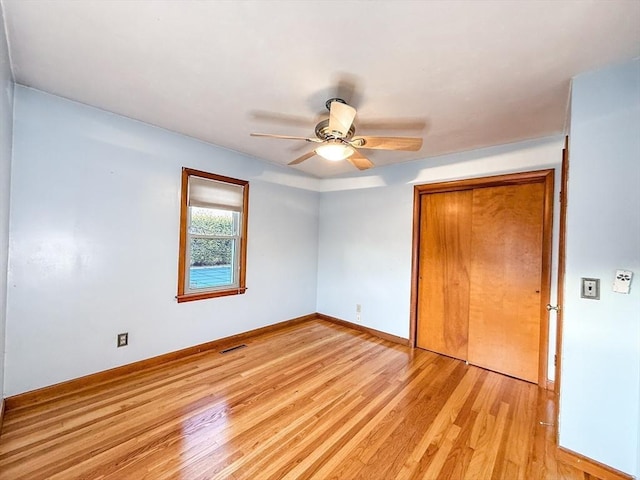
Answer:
[416,190,472,360]
[467,183,545,383]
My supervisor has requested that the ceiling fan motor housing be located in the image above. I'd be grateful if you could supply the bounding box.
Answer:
[315,118,356,142]
[325,97,348,110]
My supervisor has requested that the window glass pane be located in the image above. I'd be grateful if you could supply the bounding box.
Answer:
[189,207,236,236]
[189,238,235,289]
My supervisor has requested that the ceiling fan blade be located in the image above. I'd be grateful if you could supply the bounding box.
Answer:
[351,136,423,151]
[328,101,356,137]
[251,133,321,142]
[347,150,374,171]
[288,151,317,166]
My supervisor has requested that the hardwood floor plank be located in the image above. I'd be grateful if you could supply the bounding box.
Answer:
[0,319,607,480]
[419,423,462,480]
[333,356,460,480]
[471,401,509,479]
[355,361,470,480]
[396,367,482,479]
[436,410,478,480]
[62,330,390,480]
[307,361,441,479]
[164,334,402,480]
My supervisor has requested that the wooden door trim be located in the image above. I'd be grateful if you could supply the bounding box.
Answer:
[555,138,569,395]
[409,186,422,346]
[410,169,555,388]
[412,170,554,195]
[538,169,555,387]
[555,137,569,446]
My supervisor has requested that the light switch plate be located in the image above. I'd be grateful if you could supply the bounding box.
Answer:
[581,278,600,300]
[613,270,633,294]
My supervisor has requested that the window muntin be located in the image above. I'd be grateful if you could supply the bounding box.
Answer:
[177,168,248,302]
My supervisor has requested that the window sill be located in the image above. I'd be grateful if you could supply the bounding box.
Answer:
[176,287,247,303]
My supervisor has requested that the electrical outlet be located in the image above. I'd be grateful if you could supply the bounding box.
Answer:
[581,278,600,300]
[356,304,361,313]
[117,332,128,347]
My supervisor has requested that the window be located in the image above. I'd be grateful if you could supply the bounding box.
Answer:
[177,168,248,302]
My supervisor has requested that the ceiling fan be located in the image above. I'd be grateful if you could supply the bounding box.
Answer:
[251,98,423,171]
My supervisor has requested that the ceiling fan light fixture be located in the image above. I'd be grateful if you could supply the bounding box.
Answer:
[251,97,421,170]
[315,141,355,161]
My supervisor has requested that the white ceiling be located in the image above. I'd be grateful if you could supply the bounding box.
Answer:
[2,0,639,178]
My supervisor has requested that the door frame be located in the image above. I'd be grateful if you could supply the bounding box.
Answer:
[555,138,569,394]
[409,169,555,388]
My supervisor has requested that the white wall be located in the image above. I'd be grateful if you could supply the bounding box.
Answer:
[0,5,14,403]
[317,137,564,371]
[4,87,320,396]
[559,59,640,477]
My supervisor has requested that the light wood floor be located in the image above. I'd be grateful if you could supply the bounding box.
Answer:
[0,319,599,479]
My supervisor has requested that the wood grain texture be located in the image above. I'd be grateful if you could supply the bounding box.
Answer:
[557,447,633,480]
[555,138,569,395]
[0,320,603,480]
[468,182,545,383]
[417,190,472,360]
[413,170,556,195]
[4,313,317,411]
[411,170,555,386]
[316,313,410,346]
[409,184,423,346]
[537,169,554,388]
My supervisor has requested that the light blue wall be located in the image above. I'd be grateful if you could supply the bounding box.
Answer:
[5,87,319,396]
[0,4,15,403]
[560,59,640,476]
[317,137,564,349]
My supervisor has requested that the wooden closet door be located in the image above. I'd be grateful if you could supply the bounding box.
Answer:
[416,190,472,360]
[467,183,545,383]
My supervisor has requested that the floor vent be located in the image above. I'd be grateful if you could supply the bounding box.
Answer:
[220,344,247,354]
